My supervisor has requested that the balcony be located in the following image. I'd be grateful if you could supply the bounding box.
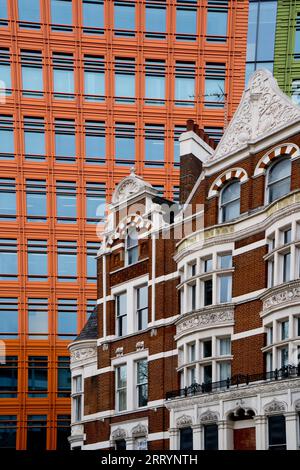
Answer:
[166,364,300,400]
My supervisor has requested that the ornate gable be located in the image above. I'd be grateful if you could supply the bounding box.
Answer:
[210,69,300,162]
[112,167,153,204]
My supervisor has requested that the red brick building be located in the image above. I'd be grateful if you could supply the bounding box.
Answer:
[69,70,300,450]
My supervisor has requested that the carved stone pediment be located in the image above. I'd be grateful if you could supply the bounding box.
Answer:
[112,168,153,204]
[131,423,148,437]
[210,70,300,162]
[264,399,286,415]
[176,414,193,428]
[111,427,126,440]
[200,410,219,423]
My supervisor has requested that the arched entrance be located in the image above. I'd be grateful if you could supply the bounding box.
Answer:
[228,407,256,450]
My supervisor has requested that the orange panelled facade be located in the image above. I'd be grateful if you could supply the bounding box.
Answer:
[0,0,248,449]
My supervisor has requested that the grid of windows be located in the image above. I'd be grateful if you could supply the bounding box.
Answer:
[145,59,165,106]
[0,239,18,281]
[176,0,197,42]
[0,178,16,221]
[0,356,18,398]
[205,63,226,108]
[86,182,106,223]
[27,240,48,281]
[175,62,195,107]
[53,53,74,99]
[145,124,165,167]
[0,48,11,95]
[24,117,46,161]
[57,240,77,282]
[0,0,8,27]
[83,0,104,35]
[26,179,47,222]
[56,181,77,223]
[57,357,71,397]
[51,0,73,32]
[28,298,48,339]
[84,55,105,101]
[0,415,17,448]
[85,121,105,164]
[0,298,18,339]
[28,356,48,398]
[21,50,43,97]
[145,1,166,40]
[55,119,76,163]
[114,1,136,37]
[206,0,228,42]
[115,57,136,104]
[0,115,14,160]
[86,241,98,282]
[115,123,135,166]
[57,299,77,339]
[18,0,40,29]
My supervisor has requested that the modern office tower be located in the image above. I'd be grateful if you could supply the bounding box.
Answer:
[0,0,249,450]
[70,69,300,451]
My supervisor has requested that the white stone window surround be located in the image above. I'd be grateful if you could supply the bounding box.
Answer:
[71,372,84,424]
[265,216,300,288]
[110,419,148,450]
[177,244,234,314]
[262,304,300,370]
[111,274,149,337]
[176,326,233,386]
[112,350,148,413]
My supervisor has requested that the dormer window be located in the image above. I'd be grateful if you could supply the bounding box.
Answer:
[220,180,240,223]
[267,157,291,204]
[126,227,139,266]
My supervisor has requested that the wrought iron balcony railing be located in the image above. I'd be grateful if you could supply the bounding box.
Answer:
[166,364,300,400]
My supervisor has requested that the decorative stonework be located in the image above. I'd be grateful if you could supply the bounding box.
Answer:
[295,400,300,411]
[131,423,148,437]
[208,168,248,198]
[200,410,219,423]
[115,347,124,357]
[176,414,193,428]
[254,143,299,176]
[102,343,108,351]
[112,168,153,204]
[210,70,300,162]
[70,346,97,363]
[176,307,234,338]
[264,400,287,415]
[106,213,152,247]
[136,341,145,351]
[111,427,127,440]
[71,425,84,436]
[262,280,300,315]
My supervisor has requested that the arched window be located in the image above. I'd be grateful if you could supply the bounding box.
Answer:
[126,227,138,266]
[220,180,240,223]
[267,158,291,204]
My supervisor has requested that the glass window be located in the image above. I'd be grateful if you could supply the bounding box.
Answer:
[145,2,166,39]
[86,182,106,223]
[136,285,148,331]
[27,240,47,281]
[283,252,291,283]
[86,299,96,320]
[56,415,71,450]
[188,367,196,385]
[145,124,165,167]
[21,50,43,97]
[116,365,127,411]
[203,340,212,358]
[83,0,104,34]
[115,57,135,104]
[219,253,232,269]
[84,55,105,101]
[115,122,135,166]
[57,240,77,282]
[204,279,212,306]
[203,364,212,383]
[126,227,139,266]
[116,292,127,336]
[24,117,45,161]
[280,347,289,367]
[295,14,300,58]
[115,438,126,450]
[204,424,218,450]
[0,298,18,339]
[174,125,185,166]
[51,0,73,31]
[136,359,148,407]
[57,357,71,397]
[55,119,76,163]
[265,351,273,372]
[0,48,11,95]
[220,180,240,222]
[57,299,77,339]
[26,179,47,222]
[56,181,76,224]
[219,274,232,303]
[268,158,291,204]
[176,1,197,41]
[281,320,289,341]
[283,228,291,244]
[0,0,8,27]
[207,7,227,42]
[28,356,48,397]
[173,186,180,202]
[73,375,82,422]
[266,326,273,346]
[268,415,286,450]
[268,259,274,288]
[85,121,105,164]
[0,239,18,280]
[86,241,98,282]
[18,0,40,28]
[291,80,300,105]
[114,1,135,37]
[0,178,16,221]
[53,53,74,99]
[191,283,196,310]
[179,427,193,450]
[145,59,165,106]
[204,257,213,273]
[205,63,225,108]
[175,61,195,107]
[0,416,17,449]
[219,361,231,381]
[28,298,48,339]
[0,115,14,160]
[27,415,47,450]
[219,337,231,355]
[188,343,196,362]
[0,356,18,398]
